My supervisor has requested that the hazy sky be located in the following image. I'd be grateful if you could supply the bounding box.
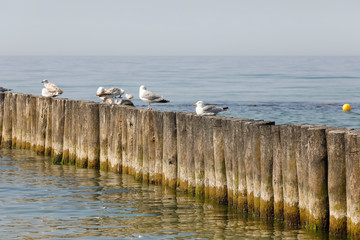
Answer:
[0,0,359,56]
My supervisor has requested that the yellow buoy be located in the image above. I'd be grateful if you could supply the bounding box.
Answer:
[343,104,351,111]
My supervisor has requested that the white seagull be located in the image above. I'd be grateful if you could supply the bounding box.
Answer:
[0,87,12,93]
[193,101,229,116]
[96,86,133,104]
[96,87,125,102]
[139,85,169,109]
[41,79,63,97]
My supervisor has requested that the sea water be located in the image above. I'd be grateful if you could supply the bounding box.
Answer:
[0,149,344,239]
[1,56,359,128]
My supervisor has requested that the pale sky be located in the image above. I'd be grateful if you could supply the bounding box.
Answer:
[0,0,359,56]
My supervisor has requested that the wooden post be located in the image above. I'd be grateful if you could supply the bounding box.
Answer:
[1,93,12,148]
[69,100,79,165]
[44,96,53,156]
[51,98,65,164]
[148,110,156,184]
[153,110,164,184]
[222,118,234,206]
[203,116,216,200]
[327,130,347,235]
[244,121,254,213]
[87,103,100,169]
[0,93,4,146]
[135,108,144,181]
[252,121,275,216]
[29,96,37,151]
[272,125,284,220]
[99,104,110,170]
[62,99,72,164]
[108,105,121,172]
[185,113,195,195]
[281,125,300,228]
[260,124,274,219]
[307,127,328,230]
[345,131,360,239]
[193,115,205,197]
[121,106,129,174]
[162,111,177,189]
[213,118,227,204]
[142,109,150,182]
[176,112,188,191]
[35,97,49,154]
[77,101,88,168]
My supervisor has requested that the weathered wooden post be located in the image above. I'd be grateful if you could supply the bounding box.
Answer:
[327,129,347,235]
[213,117,227,204]
[203,116,216,200]
[135,108,144,181]
[141,109,150,182]
[260,124,274,219]
[244,121,256,214]
[236,120,253,212]
[281,125,300,228]
[272,125,284,220]
[222,118,234,206]
[24,95,32,149]
[252,121,275,216]
[62,99,72,164]
[44,96,53,156]
[128,108,139,176]
[193,115,205,197]
[15,93,24,148]
[0,93,5,146]
[148,110,156,184]
[176,112,188,191]
[35,97,49,154]
[162,111,177,189]
[69,100,79,165]
[121,106,129,174]
[345,131,360,239]
[99,103,110,170]
[108,105,121,172]
[77,101,88,168]
[185,113,195,195]
[51,98,65,164]
[307,127,328,230]
[29,96,37,151]
[87,103,100,169]
[153,110,164,184]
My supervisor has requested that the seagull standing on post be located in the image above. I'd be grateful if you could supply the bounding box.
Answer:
[139,85,169,109]
[193,101,229,116]
[41,79,63,97]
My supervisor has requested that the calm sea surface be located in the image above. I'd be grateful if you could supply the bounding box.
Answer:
[1,56,360,128]
[0,149,343,240]
[0,56,358,239]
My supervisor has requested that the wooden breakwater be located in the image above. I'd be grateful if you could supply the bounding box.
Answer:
[0,92,359,239]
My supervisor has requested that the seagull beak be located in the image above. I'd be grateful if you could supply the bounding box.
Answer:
[193,104,197,106]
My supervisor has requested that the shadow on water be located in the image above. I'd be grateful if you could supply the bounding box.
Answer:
[0,149,347,240]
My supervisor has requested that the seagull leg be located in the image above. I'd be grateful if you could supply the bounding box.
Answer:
[148,103,151,110]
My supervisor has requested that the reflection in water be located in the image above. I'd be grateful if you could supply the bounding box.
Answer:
[0,149,340,239]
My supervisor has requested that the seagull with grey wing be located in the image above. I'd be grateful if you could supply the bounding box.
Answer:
[193,100,229,116]
[41,79,63,97]
[139,85,169,109]
[96,86,134,104]
[0,87,12,93]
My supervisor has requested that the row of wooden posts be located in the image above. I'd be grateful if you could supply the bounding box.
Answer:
[0,92,359,238]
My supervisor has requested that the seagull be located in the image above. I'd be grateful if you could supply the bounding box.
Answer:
[116,98,135,107]
[96,87,125,102]
[96,86,133,104]
[41,79,63,97]
[0,87,12,93]
[139,85,169,109]
[193,101,229,116]
[41,88,59,97]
